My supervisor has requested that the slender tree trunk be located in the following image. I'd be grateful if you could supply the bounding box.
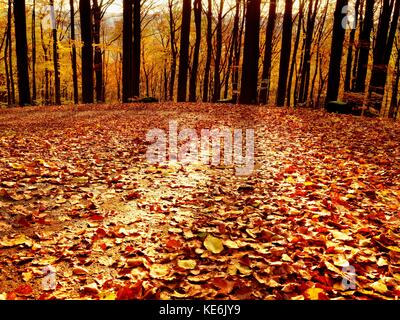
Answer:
[232,0,244,103]
[50,0,61,105]
[8,0,15,105]
[133,0,141,97]
[344,0,361,92]
[325,0,348,104]
[213,0,224,102]
[202,0,212,102]
[259,0,277,104]
[177,0,192,102]
[122,0,133,102]
[368,0,400,112]
[354,0,373,93]
[224,0,240,100]
[276,0,293,106]
[4,23,11,106]
[189,0,201,102]
[92,0,104,102]
[14,0,31,105]
[80,0,94,103]
[239,0,261,104]
[32,0,37,104]
[389,47,400,118]
[40,21,50,105]
[168,0,177,101]
[286,0,304,106]
[70,0,78,104]
[297,0,318,105]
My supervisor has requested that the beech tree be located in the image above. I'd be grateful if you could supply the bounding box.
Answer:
[239,0,261,104]
[325,0,348,104]
[80,0,94,103]
[177,0,191,102]
[14,0,31,105]
[276,0,293,106]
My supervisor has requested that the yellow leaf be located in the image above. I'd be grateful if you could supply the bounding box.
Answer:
[224,239,239,249]
[150,264,170,279]
[177,259,197,270]
[234,261,252,275]
[370,281,388,294]
[204,235,224,254]
[286,176,296,184]
[227,264,237,275]
[22,271,33,282]
[331,230,353,241]
[99,290,116,300]
[305,287,325,300]
[0,234,33,248]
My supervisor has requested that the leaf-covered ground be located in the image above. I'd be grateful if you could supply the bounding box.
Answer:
[0,103,399,300]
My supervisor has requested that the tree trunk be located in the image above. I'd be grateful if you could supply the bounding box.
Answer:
[259,0,277,104]
[224,0,240,100]
[276,0,293,106]
[92,0,104,102]
[122,0,133,102]
[168,0,177,101]
[297,0,318,105]
[189,0,201,102]
[325,0,348,104]
[232,0,245,103]
[239,0,261,104]
[70,0,78,104]
[32,0,37,104]
[344,0,361,92]
[14,0,31,105]
[133,0,141,97]
[202,0,212,102]
[80,0,94,103]
[286,0,304,106]
[354,0,373,93]
[50,0,61,105]
[213,0,224,102]
[368,0,400,112]
[389,47,400,118]
[40,21,50,105]
[177,0,192,102]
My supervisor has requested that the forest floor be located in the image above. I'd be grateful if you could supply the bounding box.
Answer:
[0,103,399,300]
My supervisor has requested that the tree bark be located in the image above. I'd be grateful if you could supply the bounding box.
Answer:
[122,0,133,102]
[70,0,78,104]
[239,0,261,104]
[32,0,37,104]
[202,0,212,102]
[189,0,201,102]
[14,0,31,105]
[276,0,293,106]
[80,0,94,103]
[213,0,224,102]
[50,0,61,105]
[168,0,177,101]
[259,0,277,104]
[325,0,348,104]
[92,0,104,102]
[133,0,141,97]
[177,0,192,102]
[354,0,373,93]
[368,0,400,112]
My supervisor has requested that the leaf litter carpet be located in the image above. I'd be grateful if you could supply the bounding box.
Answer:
[0,103,399,300]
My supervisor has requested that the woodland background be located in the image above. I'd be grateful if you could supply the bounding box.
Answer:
[0,0,400,119]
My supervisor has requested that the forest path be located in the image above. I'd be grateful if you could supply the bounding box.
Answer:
[0,103,399,300]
